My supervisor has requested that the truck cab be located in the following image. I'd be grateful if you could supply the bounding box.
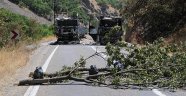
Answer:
[96,16,123,45]
[55,17,80,43]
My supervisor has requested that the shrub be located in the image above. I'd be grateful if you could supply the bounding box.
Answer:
[0,8,53,48]
[121,0,185,43]
[106,39,186,88]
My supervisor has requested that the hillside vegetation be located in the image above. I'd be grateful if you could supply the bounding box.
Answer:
[9,0,121,24]
[9,0,52,18]
[96,0,122,9]
[0,8,53,48]
[121,0,185,44]
[9,0,89,23]
[0,8,53,93]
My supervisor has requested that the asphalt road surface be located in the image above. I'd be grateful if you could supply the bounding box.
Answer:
[7,43,186,96]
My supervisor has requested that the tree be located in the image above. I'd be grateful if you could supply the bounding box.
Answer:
[121,0,186,43]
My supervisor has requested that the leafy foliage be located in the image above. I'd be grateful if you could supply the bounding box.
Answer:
[106,39,186,88]
[74,57,86,67]
[9,0,52,18]
[0,8,53,48]
[103,26,123,44]
[9,0,89,23]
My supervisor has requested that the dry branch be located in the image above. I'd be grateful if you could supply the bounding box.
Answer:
[19,68,151,86]
[28,68,111,78]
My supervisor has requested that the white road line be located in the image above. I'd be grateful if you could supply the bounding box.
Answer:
[90,46,107,58]
[42,46,59,72]
[24,45,59,96]
[153,89,167,96]
[90,46,167,96]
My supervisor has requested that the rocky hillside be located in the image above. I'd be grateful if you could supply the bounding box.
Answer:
[81,0,119,16]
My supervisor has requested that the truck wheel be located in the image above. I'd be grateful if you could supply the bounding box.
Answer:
[100,38,106,45]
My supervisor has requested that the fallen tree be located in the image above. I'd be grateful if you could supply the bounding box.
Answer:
[18,39,186,90]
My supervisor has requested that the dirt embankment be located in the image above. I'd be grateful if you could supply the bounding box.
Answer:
[0,0,51,25]
[165,26,186,43]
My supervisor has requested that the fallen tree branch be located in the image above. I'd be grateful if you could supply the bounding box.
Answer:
[19,41,186,90]
[68,51,106,76]
[19,76,69,85]
[19,75,107,86]
[28,68,111,78]
[24,68,163,86]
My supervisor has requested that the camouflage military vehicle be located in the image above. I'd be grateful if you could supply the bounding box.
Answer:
[55,17,80,44]
[97,16,123,45]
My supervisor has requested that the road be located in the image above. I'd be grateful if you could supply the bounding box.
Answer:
[4,43,186,96]
[0,0,51,24]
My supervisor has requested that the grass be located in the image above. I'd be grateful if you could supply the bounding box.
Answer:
[0,36,55,95]
[40,35,56,43]
[0,43,30,79]
[0,35,55,80]
[0,43,30,96]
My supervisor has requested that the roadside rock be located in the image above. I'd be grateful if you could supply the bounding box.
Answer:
[80,35,96,45]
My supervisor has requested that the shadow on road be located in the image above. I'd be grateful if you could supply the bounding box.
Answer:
[49,41,102,46]
[49,41,81,45]
[19,82,167,91]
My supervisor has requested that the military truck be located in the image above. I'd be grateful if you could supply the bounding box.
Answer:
[54,17,80,44]
[98,16,123,45]
[89,16,123,45]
